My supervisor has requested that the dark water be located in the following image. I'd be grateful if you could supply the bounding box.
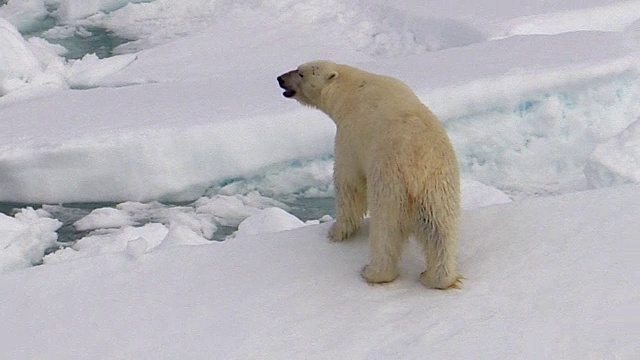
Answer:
[284,197,335,221]
[16,0,136,58]
[11,0,133,61]
[47,26,131,60]
[23,17,132,60]
[1,202,115,243]
[0,196,335,243]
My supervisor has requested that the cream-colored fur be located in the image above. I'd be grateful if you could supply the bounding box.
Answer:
[278,60,461,289]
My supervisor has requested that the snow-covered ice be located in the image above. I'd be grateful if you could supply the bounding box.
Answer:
[73,206,134,231]
[0,207,60,272]
[2,9,640,202]
[235,206,306,237]
[586,119,640,187]
[2,185,639,358]
[1,0,640,358]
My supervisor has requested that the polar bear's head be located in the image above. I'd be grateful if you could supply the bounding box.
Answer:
[277,60,338,107]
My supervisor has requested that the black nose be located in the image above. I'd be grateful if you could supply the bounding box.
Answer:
[277,76,284,86]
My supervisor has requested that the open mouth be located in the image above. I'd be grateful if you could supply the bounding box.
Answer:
[278,74,297,98]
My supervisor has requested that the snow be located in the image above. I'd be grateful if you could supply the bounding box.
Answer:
[1,0,640,357]
[0,18,43,95]
[56,0,143,21]
[0,207,60,272]
[45,222,166,264]
[500,0,640,36]
[2,9,640,202]
[586,119,640,187]
[0,16,137,100]
[460,180,511,210]
[2,185,639,358]
[0,0,46,33]
[235,207,306,237]
[73,206,134,231]
[194,191,291,228]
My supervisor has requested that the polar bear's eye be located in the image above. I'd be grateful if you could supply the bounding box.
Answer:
[299,72,304,78]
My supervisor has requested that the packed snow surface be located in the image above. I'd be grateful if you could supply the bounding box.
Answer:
[1,185,639,358]
[1,0,640,358]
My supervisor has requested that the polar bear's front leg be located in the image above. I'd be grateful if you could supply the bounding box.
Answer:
[360,221,403,284]
[328,173,367,242]
[360,180,405,284]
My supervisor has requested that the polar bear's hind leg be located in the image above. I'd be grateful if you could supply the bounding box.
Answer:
[416,203,461,289]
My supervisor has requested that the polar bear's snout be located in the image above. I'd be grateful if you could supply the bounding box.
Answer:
[277,70,298,98]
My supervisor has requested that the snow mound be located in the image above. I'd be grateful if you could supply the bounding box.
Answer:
[47,0,488,56]
[44,220,210,265]
[74,207,134,231]
[0,18,44,96]
[0,208,61,272]
[155,224,211,250]
[434,56,640,194]
[194,191,290,228]
[502,1,640,37]
[51,222,167,262]
[263,0,486,56]
[56,0,144,21]
[0,0,47,32]
[586,119,640,187]
[461,179,511,210]
[236,207,306,236]
[115,201,217,240]
[0,18,137,102]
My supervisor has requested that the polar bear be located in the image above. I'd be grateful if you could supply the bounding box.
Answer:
[277,60,461,289]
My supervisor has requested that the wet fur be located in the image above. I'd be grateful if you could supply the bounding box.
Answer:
[279,60,461,289]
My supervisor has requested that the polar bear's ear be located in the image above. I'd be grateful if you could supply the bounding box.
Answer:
[326,71,338,81]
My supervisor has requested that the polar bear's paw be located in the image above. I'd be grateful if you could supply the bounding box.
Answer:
[328,221,357,242]
[360,265,398,284]
[420,271,463,290]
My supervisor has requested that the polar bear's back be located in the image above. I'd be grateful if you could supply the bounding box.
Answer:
[327,65,435,125]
